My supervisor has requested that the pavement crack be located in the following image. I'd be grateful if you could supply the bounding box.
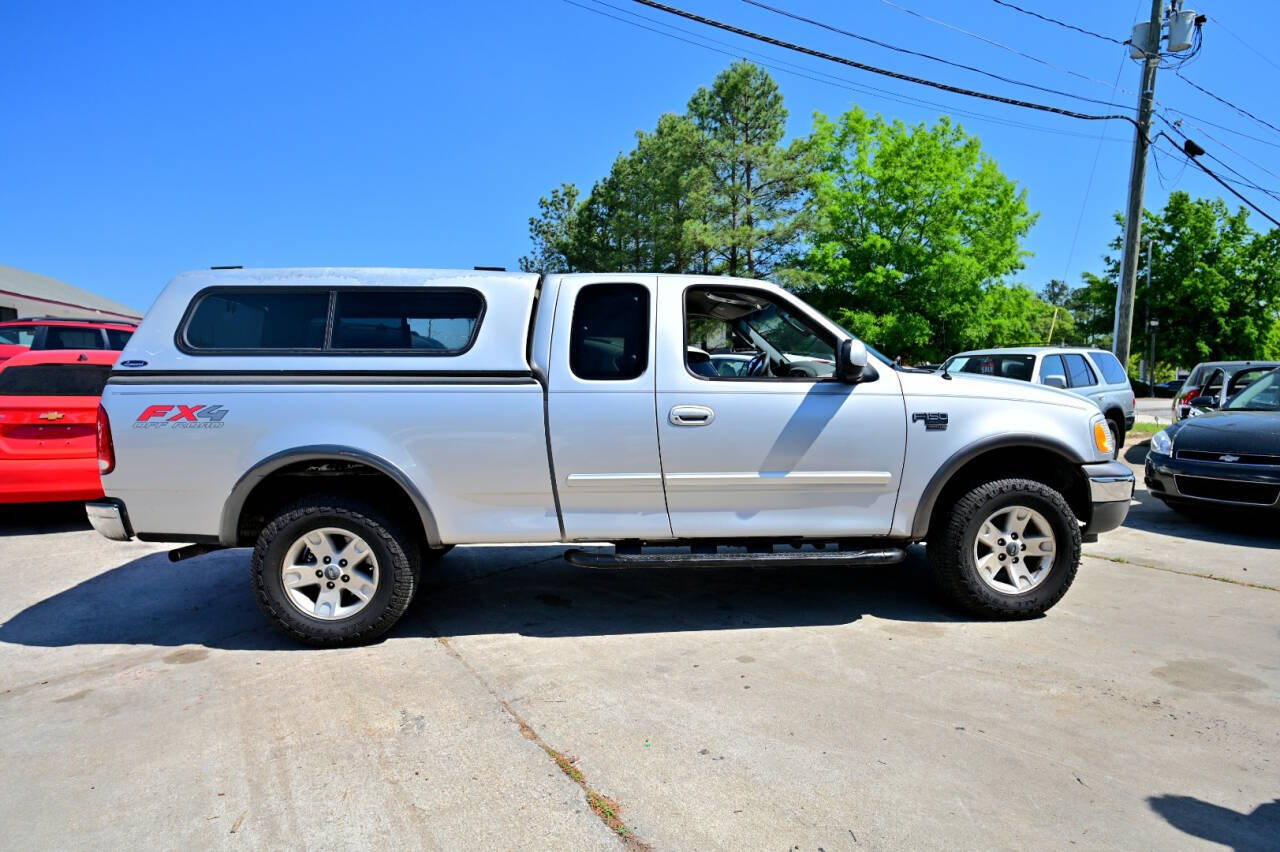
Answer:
[1085,552,1279,592]
[432,634,649,849]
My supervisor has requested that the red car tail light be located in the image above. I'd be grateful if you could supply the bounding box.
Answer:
[97,403,115,474]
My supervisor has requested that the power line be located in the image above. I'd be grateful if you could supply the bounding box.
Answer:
[1157,132,1280,228]
[741,0,1134,110]
[878,0,1131,93]
[1062,30,1135,283]
[1162,113,1280,182]
[563,0,1130,143]
[1173,69,1280,139]
[1158,116,1280,201]
[1208,14,1280,76]
[1159,106,1280,152]
[631,0,1139,128]
[989,0,1127,46]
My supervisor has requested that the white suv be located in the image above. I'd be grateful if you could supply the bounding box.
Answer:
[942,347,1136,455]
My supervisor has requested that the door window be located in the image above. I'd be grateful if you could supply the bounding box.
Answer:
[1039,355,1067,386]
[569,283,650,381]
[685,287,835,380]
[1063,353,1098,388]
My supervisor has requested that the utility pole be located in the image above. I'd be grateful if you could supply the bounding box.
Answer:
[1112,0,1166,368]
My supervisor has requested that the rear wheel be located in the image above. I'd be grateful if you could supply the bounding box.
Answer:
[928,478,1081,618]
[251,496,419,646]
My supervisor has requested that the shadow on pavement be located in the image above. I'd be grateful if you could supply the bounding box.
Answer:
[0,544,973,651]
[1122,488,1280,549]
[1148,794,1280,851]
[0,502,92,537]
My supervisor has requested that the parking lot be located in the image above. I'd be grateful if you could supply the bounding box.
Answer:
[1,443,1277,851]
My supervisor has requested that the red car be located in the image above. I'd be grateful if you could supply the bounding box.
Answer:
[0,316,137,364]
[0,349,117,504]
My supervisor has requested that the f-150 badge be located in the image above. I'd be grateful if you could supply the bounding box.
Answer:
[912,412,949,431]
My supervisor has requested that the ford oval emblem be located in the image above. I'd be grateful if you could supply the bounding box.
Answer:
[120,360,148,368]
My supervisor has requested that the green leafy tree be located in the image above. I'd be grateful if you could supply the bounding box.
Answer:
[799,108,1036,362]
[1072,192,1280,367]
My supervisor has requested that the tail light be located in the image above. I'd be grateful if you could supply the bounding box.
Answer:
[97,403,115,474]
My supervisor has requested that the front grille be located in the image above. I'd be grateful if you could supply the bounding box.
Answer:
[1174,476,1280,506]
[1177,449,1280,466]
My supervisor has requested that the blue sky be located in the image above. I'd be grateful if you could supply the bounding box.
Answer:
[2,0,1276,313]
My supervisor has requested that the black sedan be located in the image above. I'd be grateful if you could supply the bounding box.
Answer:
[1146,368,1280,512]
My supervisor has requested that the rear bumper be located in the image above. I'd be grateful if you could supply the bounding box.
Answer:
[0,457,103,504]
[1082,461,1134,535]
[1124,414,1135,430]
[85,498,134,541]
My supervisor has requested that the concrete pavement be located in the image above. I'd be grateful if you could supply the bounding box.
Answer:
[0,497,1277,850]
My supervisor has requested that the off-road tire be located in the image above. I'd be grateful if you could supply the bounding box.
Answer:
[252,496,419,646]
[928,478,1081,619]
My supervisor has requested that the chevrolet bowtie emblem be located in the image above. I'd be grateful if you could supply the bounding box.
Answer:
[38,411,66,421]
[1218,454,1240,463]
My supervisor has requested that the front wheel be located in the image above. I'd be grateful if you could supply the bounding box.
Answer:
[251,496,420,646]
[928,478,1081,619]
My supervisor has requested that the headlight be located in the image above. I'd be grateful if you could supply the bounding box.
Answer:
[1092,419,1115,457]
[1150,428,1173,456]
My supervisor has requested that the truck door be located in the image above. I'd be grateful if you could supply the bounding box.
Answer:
[546,275,672,541]
[655,278,906,539]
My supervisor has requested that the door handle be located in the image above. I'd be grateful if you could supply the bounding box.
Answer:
[669,405,715,427]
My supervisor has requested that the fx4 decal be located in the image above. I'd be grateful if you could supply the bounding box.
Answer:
[912,412,949,431]
[134,404,229,429]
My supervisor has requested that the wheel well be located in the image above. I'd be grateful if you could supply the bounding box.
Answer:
[234,459,429,551]
[1104,408,1125,429]
[927,446,1091,536]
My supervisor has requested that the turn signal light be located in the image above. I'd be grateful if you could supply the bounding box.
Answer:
[1093,421,1114,456]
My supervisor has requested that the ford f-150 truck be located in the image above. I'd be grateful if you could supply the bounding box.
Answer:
[87,268,1133,645]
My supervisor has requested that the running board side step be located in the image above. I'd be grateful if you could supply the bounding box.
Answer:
[563,547,905,569]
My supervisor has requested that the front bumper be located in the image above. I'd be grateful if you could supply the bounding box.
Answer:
[85,499,134,541]
[1082,460,1135,535]
[1145,451,1280,509]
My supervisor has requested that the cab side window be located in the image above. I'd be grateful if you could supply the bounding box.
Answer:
[569,283,650,381]
[684,287,836,380]
[1202,369,1225,398]
[1063,353,1097,388]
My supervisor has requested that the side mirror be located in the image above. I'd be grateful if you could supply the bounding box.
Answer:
[1190,396,1217,410]
[1042,375,1067,390]
[837,338,868,384]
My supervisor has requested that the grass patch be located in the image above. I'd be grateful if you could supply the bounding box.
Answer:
[1128,421,1165,436]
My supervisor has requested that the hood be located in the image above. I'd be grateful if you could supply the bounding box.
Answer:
[1170,410,1280,455]
[903,370,1095,413]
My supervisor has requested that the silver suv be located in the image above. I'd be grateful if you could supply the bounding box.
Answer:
[942,347,1135,454]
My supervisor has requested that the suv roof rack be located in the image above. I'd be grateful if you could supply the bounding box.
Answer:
[3,315,138,326]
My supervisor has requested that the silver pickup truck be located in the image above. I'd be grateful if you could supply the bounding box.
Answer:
[87,268,1133,645]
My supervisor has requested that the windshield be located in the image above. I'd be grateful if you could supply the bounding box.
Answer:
[1225,369,1280,411]
[737,303,834,361]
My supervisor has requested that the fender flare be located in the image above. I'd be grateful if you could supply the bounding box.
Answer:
[219,445,442,547]
[910,434,1087,539]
